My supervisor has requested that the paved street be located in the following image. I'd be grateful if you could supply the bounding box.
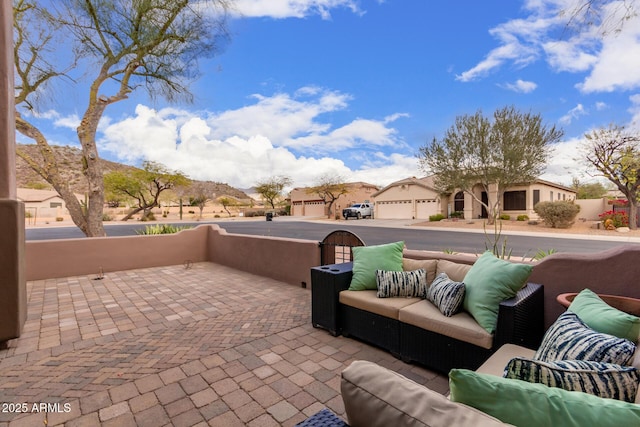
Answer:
[26,218,640,257]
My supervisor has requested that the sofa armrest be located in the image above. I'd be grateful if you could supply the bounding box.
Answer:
[341,360,507,427]
[311,262,353,335]
[494,282,544,350]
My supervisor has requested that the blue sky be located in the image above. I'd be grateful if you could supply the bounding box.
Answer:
[18,0,640,190]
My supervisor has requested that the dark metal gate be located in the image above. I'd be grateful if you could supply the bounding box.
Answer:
[319,230,365,265]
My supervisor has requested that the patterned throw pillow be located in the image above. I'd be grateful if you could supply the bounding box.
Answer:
[375,269,427,298]
[535,312,636,365]
[426,273,466,317]
[504,357,640,403]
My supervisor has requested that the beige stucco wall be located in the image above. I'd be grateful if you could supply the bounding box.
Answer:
[206,226,319,287]
[26,226,210,280]
[575,198,608,221]
[25,225,321,288]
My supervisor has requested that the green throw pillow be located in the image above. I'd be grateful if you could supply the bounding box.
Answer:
[349,241,404,291]
[462,252,533,333]
[568,288,640,343]
[449,369,640,427]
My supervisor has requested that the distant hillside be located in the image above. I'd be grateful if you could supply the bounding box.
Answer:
[16,144,251,200]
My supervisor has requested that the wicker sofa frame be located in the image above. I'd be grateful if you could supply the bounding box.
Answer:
[311,262,545,373]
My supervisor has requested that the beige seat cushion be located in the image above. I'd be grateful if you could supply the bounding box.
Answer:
[341,360,509,427]
[403,258,438,283]
[399,300,493,349]
[339,290,421,320]
[436,259,472,282]
[476,344,536,376]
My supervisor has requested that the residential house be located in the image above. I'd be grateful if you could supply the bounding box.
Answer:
[290,182,379,218]
[17,188,83,219]
[372,176,442,220]
[372,176,576,220]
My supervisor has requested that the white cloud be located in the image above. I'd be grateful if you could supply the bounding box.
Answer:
[54,114,81,130]
[232,0,362,19]
[628,93,640,128]
[559,103,587,124]
[578,14,640,92]
[541,136,586,185]
[458,0,640,93]
[97,89,412,188]
[206,88,350,144]
[595,101,608,111]
[502,79,538,93]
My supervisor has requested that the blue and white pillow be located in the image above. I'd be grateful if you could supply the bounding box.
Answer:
[534,312,636,365]
[375,269,427,298]
[426,273,466,317]
[504,357,640,403]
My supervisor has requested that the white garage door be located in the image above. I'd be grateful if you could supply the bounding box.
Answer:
[376,200,413,219]
[415,199,439,219]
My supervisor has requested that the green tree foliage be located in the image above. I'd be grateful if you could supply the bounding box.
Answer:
[534,201,581,229]
[418,106,563,224]
[218,197,236,216]
[104,161,188,221]
[254,176,292,210]
[13,0,232,236]
[306,174,349,218]
[582,124,640,229]
[571,177,609,199]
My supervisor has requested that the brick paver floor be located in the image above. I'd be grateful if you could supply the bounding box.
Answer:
[0,262,448,426]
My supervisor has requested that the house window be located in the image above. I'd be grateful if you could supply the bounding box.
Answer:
[550,191,553,201]
[454,191,464,212]
[503,191,526,210]
[50,202,62,208]
[533,190,540,207]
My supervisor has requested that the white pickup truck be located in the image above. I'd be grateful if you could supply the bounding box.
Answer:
[342,203,373,220]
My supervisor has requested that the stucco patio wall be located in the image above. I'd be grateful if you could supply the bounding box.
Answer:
[405,245,640,330]
[25,224,321,287]
[205,225,320,287]
[25,225,210,281]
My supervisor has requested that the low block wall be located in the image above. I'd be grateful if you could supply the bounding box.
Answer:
[25,224,321,287]
[530,245,640,329]
[206,226,320,287]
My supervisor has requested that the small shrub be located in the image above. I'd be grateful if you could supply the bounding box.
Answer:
[255,210,266,217]
[598,210,628,229]
[429,213,445,222]
[102,213,113,221]
[449,211,464,219]
[531,248,557,261]
[136,224,193,235]
[499,214,510,220]
[55,216,64,222]
[517,214,529,221]
[25,211,32,219]
[214,214,220,218]
[141,212,156,221]
[534,201,580,229]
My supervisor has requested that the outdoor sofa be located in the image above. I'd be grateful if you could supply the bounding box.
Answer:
[340,288,640,426]
[311,241,545,373]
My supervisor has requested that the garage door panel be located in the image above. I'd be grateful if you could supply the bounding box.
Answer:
[376,200,412,219]
[415,199,438,219]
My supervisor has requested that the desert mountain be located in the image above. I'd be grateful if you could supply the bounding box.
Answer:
[16,144,250,200]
